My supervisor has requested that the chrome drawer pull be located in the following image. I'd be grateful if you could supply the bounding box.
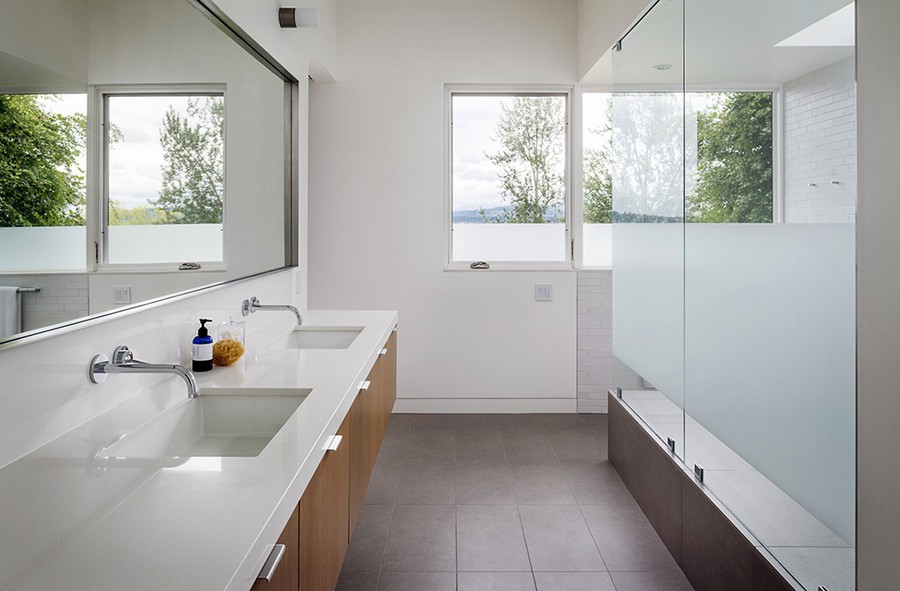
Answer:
[323,435,343,452]
[359,380,371,391]
[257,544,286,581]
[380,348,388,356]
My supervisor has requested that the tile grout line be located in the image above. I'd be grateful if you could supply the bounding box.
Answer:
[377,414,409,590]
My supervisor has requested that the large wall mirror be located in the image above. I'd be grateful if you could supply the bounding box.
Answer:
[0,0,297,343]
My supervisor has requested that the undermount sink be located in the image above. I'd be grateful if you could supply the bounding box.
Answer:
[281,326,364,349]
[99,389,310,459]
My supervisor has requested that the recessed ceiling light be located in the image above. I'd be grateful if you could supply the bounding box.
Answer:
[653,64,673,71]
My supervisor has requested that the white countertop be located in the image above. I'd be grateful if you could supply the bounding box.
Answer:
[0,310,398,591]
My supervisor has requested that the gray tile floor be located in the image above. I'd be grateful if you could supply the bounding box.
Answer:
[336,414,695,591]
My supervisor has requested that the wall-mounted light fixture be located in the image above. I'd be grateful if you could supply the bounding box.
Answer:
[279,7,319,29]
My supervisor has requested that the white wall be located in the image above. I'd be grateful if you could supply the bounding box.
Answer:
[212,0,335,81]
[207,0,321,309]
[576,0,652,81]
[783,58,857,223]
[0,274,88,333]
[0,0,88,87]
[0,268,294,470]
[857,0,900,587]
[86,0,287,313]
[577,270,612,412]
[309,0,579,411]
[0,0,327,466]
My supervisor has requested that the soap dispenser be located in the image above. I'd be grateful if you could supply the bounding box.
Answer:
[192,318,214,372]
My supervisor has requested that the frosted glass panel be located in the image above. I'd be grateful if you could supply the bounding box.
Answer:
[608,0,857,588]
[107,224,223,264]
[0,227,86,271]
[612,223,684,407]
[684,223,855,544]
[610,0,685,458]
[451,223,565,262]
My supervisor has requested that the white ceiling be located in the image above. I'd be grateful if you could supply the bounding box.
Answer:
[0,51,86,93]
[584,0,855,87]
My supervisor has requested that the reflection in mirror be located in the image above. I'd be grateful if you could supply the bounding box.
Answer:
[0,0,295,342]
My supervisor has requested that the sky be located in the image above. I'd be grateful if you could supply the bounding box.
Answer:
[41,93,215,210]
[451,95,508,212]
[106,95,193,209]
[452,94,611,214]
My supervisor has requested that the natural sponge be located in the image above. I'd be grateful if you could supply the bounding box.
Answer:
[212,338,245,366]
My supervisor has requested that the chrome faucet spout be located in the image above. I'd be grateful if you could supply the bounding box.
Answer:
[89,346,199,399]
[241,296,303,326]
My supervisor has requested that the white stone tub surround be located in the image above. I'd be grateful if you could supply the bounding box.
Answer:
[0,271,398,591]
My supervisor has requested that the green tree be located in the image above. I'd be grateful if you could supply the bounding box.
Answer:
[583,98,613,224]
[153,97,224,224]
[0,94,85,227]
[608,93,685,221]
[108,200,182,225]
[584,146,612,223]
[481,96,565,223]
[688,92,773,223]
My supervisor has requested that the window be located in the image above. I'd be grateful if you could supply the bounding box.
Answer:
[580,90,775,266]
[582,92,613,267]
[101,89,225,267]
[447,88,774,270]
[686,91,774,223]
[0,93,88,272]
[448,90,570,266]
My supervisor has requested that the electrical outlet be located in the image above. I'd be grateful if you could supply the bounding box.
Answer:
[535,283,553,302]
[112,286,131,305]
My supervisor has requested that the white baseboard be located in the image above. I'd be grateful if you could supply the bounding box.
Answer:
[392,398,578,414]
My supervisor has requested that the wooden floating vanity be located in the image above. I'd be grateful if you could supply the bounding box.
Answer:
[253,331,397,591]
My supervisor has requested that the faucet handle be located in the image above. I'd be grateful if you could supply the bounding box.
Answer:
[112,345,134,365]
[241,296,260,317]
[89,353,110,384]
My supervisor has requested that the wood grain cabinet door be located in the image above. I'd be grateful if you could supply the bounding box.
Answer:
[250,505,299,591]
[299,416,350,591]
[349,366,381,537]
[381,331,397,432]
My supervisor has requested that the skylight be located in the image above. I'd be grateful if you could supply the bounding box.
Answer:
[775,3,854,47]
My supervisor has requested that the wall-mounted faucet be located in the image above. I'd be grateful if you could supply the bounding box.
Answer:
[241,296,303,326]
[89,345,198,399]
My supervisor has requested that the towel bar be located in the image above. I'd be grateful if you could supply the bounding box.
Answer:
[16,287,40,294]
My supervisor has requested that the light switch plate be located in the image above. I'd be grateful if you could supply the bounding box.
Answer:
[535,284,553,301]
[112,286,131,305]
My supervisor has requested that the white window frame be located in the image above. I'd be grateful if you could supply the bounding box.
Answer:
[89,84,227,273]
[444,84,574,272]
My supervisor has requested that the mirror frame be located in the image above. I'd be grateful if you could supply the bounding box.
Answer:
[0,0,299,347]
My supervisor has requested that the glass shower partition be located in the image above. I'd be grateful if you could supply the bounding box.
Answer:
[611,0,856,589]
[611,0,686,459]
[682,1,856,589]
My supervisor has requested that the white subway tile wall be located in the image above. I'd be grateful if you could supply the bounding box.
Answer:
[577,270,612,413]
[783,58,857,223]
[1,275,89,332]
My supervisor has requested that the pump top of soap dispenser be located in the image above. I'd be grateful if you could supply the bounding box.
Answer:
[196,318,212,338]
